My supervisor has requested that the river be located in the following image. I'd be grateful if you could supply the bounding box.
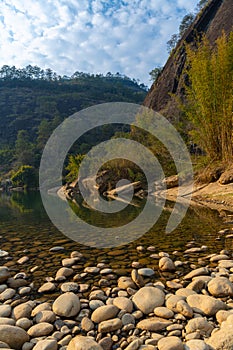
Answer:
[0,190,232,291]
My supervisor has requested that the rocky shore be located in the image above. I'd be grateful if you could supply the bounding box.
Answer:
[1,236,233,350]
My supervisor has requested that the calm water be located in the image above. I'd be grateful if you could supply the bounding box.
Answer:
[0,191,232,290]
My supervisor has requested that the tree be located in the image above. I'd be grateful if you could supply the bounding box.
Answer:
[15,130,35,166]
[65,154,85,183]
[167,34,179,53]
[11,165,38,188]
[184,32,233,162]
[149,67,163,82]
[196,0,209,12]
[179,13,195,37]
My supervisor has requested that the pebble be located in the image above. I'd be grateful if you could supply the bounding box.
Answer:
[132,286,165,314]
[52,292,80,317]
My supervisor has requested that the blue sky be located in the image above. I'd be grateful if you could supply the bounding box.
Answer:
[0,0,198,86]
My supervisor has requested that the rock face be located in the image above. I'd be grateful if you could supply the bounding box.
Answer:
[144,0,233,117]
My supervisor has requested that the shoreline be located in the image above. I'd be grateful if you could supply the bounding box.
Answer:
[1,234,233,349]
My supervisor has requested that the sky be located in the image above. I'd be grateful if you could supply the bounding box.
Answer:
[0,0,199,86]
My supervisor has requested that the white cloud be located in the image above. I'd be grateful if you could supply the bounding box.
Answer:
[0,0,199,86]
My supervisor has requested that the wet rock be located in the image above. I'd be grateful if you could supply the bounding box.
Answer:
[0,267,10,283]
[138,268,155,277]
[131,270,145,288]
[52,292,80,317]
[55,267,73,279]
[0,325,29,350]
[17,256,29,264]
[132,286,165,314]
[118,276,136,290]
[159,257,175,271]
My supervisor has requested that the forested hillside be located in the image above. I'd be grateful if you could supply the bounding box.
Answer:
[0,66,147,177]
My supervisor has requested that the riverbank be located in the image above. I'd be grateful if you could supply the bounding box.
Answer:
[1,234,233,350]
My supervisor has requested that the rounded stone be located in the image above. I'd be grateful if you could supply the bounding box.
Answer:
[98,318,122,333]
[33,339,58,350]
[207,277,233,297]
[35,310,56,324]
[15,318,32,330]
[113,297,133,313]
[27,322,53,337]
[12,302,33,320]
[138,268,155,277]
[132,286,165,314]
[0,267,10,283]
[52,292,80,317]
[0,325,29,350]
[154,307,174,319]
[157,336,184,350]
[91,305,119,323]
[137,317,172,332]
[184,339,209,350]
[0,305,11,317]
[67,335,102,350]
[38,282,56,293]
[187,294,227,316]
[159,257,176,272]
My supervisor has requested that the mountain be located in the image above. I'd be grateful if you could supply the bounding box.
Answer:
[144,0,233,118]
[0,69,147,175]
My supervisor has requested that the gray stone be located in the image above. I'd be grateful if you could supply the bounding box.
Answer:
[0,267,10,284]
[15,318,32,330]
[138,268,155,277]
[0,288,15,301]
[60,282,79,293]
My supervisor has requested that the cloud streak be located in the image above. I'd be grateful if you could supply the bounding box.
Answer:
[0,0,198,85]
